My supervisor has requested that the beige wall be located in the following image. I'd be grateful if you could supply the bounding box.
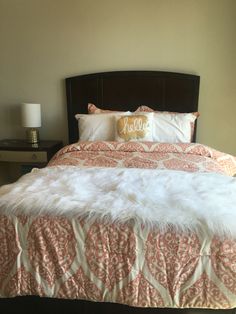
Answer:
[0,0,235,155]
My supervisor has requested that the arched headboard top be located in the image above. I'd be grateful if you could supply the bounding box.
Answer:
[66,70,200,143]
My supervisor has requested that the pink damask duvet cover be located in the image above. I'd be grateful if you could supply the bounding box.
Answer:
[0,141,236,309]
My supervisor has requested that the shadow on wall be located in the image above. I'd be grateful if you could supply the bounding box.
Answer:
[1,104,24,138]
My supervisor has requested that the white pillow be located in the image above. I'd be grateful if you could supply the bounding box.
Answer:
[152,112,197,143]
[115,112,153,142]
[75,112,130,141]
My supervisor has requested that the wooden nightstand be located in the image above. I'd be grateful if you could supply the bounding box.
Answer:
[0,139,63,183]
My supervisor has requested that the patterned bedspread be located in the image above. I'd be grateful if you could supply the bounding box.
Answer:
[1,141,236,309]
[48,141,236,176]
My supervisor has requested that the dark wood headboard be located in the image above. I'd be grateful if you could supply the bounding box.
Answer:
[66,71,200,144]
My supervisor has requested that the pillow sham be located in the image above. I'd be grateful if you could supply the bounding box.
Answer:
[88,103,143,114]
[88,103,124,114]
[151,112,197,143]
[135,105,154,113]
[115,113,153,142]
[136,105,200,117]
[137,105,199,143]
[75,112,130,141]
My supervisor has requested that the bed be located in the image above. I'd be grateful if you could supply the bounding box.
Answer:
[0,71,236,314]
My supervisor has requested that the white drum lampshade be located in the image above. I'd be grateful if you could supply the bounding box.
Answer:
[21,103,41,143]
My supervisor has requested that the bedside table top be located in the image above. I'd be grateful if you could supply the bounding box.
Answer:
[0,139,63,152]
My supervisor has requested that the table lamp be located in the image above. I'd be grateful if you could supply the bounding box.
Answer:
[21,103,41,144]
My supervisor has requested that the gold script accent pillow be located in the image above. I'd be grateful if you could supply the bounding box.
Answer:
[115,113,153,142]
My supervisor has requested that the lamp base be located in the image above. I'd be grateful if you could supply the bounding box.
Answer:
[26,128,40,144]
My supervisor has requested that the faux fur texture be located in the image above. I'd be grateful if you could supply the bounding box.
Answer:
[0,166,236,237]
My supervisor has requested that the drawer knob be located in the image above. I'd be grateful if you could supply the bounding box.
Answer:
[31,154,37,160]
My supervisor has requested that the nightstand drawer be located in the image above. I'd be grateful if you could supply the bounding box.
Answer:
[0,150,47,163]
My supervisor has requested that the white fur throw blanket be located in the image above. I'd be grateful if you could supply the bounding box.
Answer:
[0,166,236,237]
